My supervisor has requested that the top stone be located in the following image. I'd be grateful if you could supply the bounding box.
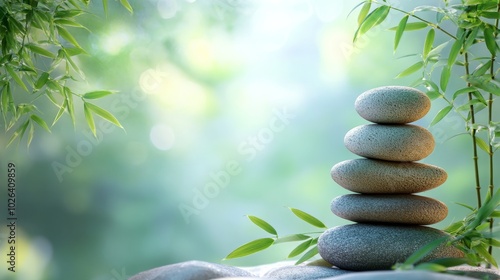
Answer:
[355,86,430,124]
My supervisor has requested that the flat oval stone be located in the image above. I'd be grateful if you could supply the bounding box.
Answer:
[318,224,464,271]
[344,124,435,161]
[331,159,447,194]
[355,86,430,124]
[331,194,448,225]
[331,271,477,280]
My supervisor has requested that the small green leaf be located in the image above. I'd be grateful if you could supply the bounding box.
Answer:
[52,100,67,126]
[483,27,497,56]
[430,105,453,126]
[6,65,29,92]
[428,41,449,58]
[453,87,477,100]
[56,26,81,48]
[403,236,448,266]
[26,43,56,58]
[119,0,134,13]
[468,188,500,230]
[35,72,50,90]
[440,65,451,91]
[389,22,428,31]
[394,15,408,51]
[426,258,470,268]
[27,122,34,148]
[475,137,491,154]
[423,28,435,60]
[225,238,274,259]
[54,19,86,29]
[64,87,76,127]
[30,115,51,132]
[295,244,319,265]
[475,245,498,267]
[455,202,476,211]
[7,120,30,147]
[414,263,447,272]
[103,0,109,15]
[396,61,424,78]
[357,1,371,25]
[448,35,464,69]
[274,234,311,244]
[84,102,96,137]
[355,5,390,41]
[247,215,277,236]
[473,61,493,78]
[289,208,327,229]
[288,238,312,258]
[85,102,123,128]
[83,90,116,99]
[490,210,500,218]
[426,90,442,100]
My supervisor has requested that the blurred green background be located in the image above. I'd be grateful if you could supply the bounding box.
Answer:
[0,1,498,279]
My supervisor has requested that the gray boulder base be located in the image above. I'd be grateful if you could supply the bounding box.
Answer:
[318,224,464,271]
[327,270,477,280]
[330,158,447,194]
[344,124,435,162]
[354,86,430,124]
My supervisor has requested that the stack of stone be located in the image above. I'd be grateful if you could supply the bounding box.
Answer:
[317,86,464,271]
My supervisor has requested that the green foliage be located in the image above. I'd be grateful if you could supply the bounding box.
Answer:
[354,0,500,269]
[0,0,132,147]
[225,208,327,264]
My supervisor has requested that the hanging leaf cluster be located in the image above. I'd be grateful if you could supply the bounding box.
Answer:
[0,0,132,147]
[225,208,328,265]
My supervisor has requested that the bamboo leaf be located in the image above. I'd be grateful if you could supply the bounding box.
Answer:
[82,90,116,99]
[448,35,464,69]
[64,87,76,127]
[52,100,67,126]
[27,122,34,148]
[423,28,435,60]
[414,263,447,272]
[56,25,81,48]
[295,245,319,265]
[452,87,476,100]
[475,137,490,154]
[483,27,497,56]
[6,65,29,92]
[288,238,312,258]
[7,120,29,147]
[430,105,453,126]
[26,43,56,59]
[396,61,424,78]
[34,72,50,90]
[355,5,390,41]
[84,102,96,136]
[440,66,451,91]
[274,234,311,244]
[289,208,327,229]
[119,0,133,13]
[225,238,274,259]
[247,215,277,236]
[30,114,51,132]
[403,236,448,266]
[103,0,109,16]
[357,1,371,25]
[475,245,498,267]
[394,15,408,51]
[468,189,500,230]
[85,102,123,128]
[426,258,470,267]
[389,22,428,31]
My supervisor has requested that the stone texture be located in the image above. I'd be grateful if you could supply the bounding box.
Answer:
[449,265,500,280]
[317,224,464,271]
[331,158,447,194]
[263,265,351,279]
[330,194,448,225]
[344,124,435,162]
[355,86,431,124]
[129,260,253,280]
[324,270,477,280]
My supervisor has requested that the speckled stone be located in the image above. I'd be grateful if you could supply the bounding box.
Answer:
[331,158,447,194]
[317,224,464,271]
[355,86,431,124]
[330,194,448,225]
[129,260,253,280]
[263,265,351,279]
[344,124,435,162]
[326,270,477,280]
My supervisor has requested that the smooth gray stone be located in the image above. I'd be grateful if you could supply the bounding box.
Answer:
[344,124,435,162]
[322,270,477,280]
[317,224,464,271]
[129,260,254,280]
[331,158,447,194]
[263,265,351,279]
[448,265,500,280]
[331,194,448,225]
[355,86,430,124]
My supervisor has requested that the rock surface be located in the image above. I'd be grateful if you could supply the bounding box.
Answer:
[128,260,253,280]
[318,224,464,271]
[344,124,435,162]
[330,159,447,194]
[355,86,431,124]
[263,265,350,279]
[328,270,477,280]
[330,194,448,224]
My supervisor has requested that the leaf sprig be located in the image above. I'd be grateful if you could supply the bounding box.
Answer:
[224,208,328,265]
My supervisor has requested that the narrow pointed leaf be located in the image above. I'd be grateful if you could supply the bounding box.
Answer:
[288,238,312,258]
[357,1,371,26]
[394,15,408,51]
[27,122,34,148]
[453,87,477,100]
[26,43,56,58]
[6,65,29,92]
[295,245,319,264]
[85,102,123,128]
[391,22,428,31]
[475,245,498,267]
[35,72,50,90]
[475,136,491,154]
[7,120,30,147]
[355,5,390,41]
[83,90,116,99]
[103,0,109,15]
[84,102,96,136]
[423,28,435,60]
[274,234,311,244]
[448,35,464,68]
[414,263,447,272]
[30,114,51,132]
[225,238,274,259]
[247,215,277,236]
[289,208,327,228]
[430,105,452,126]
[57,26,81,48]
[403,236,448,266]
[484,27,497,56]
[472,61,492,77]
[119,0,134,13]
[52,100,67,126]
[396,61,424,78]
[440,66,451,91]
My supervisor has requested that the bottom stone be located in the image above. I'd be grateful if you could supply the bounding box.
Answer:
[318,223,464,271]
